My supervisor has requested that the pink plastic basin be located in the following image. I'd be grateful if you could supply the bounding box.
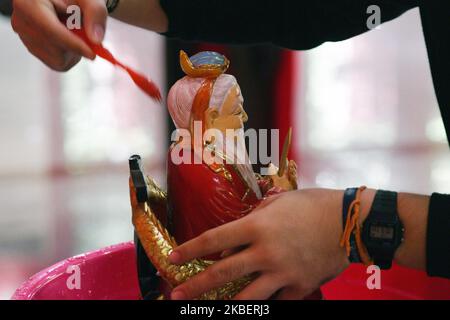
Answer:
[12,242,450,300]
[12,242,141,300]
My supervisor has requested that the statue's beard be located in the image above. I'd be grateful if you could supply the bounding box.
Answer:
[212,134,262,199]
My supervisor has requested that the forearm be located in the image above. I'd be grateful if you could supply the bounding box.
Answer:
[109,0,168,33]
[105,0,417,49]
[393,193,429,270]
[159,0,418,49]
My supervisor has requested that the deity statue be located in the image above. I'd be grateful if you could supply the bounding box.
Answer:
[129,51,321,300]
[166,51,297,248]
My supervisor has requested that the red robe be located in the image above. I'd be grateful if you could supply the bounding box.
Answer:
[168,146,264,247]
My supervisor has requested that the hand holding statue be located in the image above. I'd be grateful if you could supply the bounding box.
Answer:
[168,189,350,300]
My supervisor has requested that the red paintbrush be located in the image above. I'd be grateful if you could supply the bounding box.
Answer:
[72,28,162,102]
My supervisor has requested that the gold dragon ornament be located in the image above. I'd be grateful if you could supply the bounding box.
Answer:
[130,177,254,300]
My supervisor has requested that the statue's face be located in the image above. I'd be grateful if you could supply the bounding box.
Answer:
[205,85,248,134]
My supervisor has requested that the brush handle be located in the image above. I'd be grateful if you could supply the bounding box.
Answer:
[71,28,162,102]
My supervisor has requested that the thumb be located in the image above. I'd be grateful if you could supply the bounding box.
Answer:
[78,0,108,44]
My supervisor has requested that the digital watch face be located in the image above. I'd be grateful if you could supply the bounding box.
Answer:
[370,225,394,240]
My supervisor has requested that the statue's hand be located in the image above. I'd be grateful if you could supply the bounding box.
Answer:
[269,160,298,191]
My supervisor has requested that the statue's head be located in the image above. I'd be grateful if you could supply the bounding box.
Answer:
[167,51,248,137]
[167,51,262,198]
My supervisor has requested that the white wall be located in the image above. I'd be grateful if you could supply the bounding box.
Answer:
[0,16,167,298]
[295,9,450,194]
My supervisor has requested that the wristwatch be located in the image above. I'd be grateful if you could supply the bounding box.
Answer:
[362,190,404,270]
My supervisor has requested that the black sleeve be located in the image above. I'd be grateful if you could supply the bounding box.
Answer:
[426,193,450,279]
[160,0,418,50]
[418,0,450,145]
[0,0,13,16]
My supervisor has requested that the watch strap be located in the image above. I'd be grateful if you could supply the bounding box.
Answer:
[343,188,361,263]
[363,190,403,270]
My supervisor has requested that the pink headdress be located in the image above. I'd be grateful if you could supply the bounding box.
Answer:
[167,51,239,130]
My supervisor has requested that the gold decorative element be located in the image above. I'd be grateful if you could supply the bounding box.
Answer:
[241,188,251,202]
[180,50,230,79]
[208,163,233,183]
[132,185,253,300]
[145,176,167,204]
[278,127,292,177]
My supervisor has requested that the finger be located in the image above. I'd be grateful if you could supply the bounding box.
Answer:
[169,217,255,264]
[171,250,260,300]
[274,287,308,300]
[233,274,284,300]
[13,8,62,51]
[65,54,82,69]
[20,41,53,66]
[18,14,83,70]
[19,31,80,60]
[15,0,94,59]
[220,249,233,259]
[77,0,108,44]
[220,246,245,259]
[20,35,81,71]
[52,0,72,13]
